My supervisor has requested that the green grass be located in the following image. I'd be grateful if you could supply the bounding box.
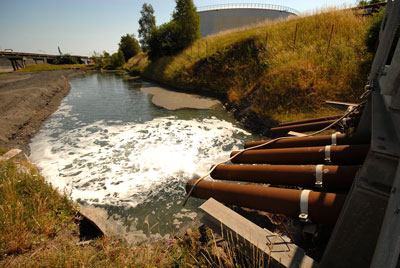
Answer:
[0,159,76,257]
[16,64,93,72]
[127,9,371,122]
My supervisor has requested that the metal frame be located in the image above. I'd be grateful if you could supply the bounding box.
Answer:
[321,1,400,267]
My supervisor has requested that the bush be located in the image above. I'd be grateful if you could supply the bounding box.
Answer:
[365,8,385,54]
[148,21,178,61]
[54,54,79,65]
[110,49,126,69]
[119,34,140,61]
[147,0,200,61]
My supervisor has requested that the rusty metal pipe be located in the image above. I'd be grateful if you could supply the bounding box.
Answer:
[230,145,369,165]
[186,179,346,224]
[244,134,370,149]
[269,117,358,136]
[277,114,344,127]
[210,164,360,190]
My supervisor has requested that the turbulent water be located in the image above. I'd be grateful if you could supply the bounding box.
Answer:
[30,72,257,241]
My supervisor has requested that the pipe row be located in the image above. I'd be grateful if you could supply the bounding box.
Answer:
[186,179,346,224]
[277,114,344,127]
[244,133,370,150]
[210,164,360,190]
[230,145,369,165]
[269,117,358,136]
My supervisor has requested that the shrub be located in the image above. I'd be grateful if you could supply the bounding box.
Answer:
[119,34,140,61]
[147,0,200,61]
[110,49,126,69]
[54,54,79,65]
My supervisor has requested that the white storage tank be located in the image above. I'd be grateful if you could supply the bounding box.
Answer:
[198,3,299,37]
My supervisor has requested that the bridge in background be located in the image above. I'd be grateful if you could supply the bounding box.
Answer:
[0,51,93,72]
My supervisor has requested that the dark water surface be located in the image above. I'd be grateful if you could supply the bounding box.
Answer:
[30,72,258,241]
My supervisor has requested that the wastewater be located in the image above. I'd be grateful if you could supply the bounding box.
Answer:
[29,72,259,242]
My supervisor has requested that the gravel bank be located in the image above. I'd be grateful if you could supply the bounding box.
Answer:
[0,70,84,154]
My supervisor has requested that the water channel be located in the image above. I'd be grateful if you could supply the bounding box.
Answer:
[29,72,259,241]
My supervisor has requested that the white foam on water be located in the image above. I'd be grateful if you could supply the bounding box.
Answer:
[30,108,250,210]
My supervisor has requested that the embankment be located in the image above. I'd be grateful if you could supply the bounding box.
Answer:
[127,9,372,135]
[0,69,84,153]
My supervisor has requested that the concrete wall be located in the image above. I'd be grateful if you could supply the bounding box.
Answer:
[199,8,294,37]
[0,57,40,72]
[0,57,13,72]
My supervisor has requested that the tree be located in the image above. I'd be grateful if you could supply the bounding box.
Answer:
[148,21,178,61]
[147,0,200,61]
[118,34,140,61]
[172,0,200,51]
[111,49,126,68]
[138,3,156,51]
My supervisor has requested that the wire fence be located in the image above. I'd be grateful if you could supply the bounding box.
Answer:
[184,23,336,61]
[197,3,300,15]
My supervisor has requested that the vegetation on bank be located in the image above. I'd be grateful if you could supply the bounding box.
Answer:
[92,34,140,70]
[127,9,372,123]
[0,158,76,258]
[146,0,200,61]
[0,156,258,267]
[16,64,92,72]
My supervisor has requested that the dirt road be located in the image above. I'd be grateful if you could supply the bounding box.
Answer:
[0,70,84,154]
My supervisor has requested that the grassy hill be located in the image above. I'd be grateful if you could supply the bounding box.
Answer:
[127,9,371,126]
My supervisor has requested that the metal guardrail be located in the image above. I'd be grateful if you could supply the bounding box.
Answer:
[197,3,300,15]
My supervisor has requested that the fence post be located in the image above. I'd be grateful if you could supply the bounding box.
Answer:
[293,23,298,52]
[326,24,334,57]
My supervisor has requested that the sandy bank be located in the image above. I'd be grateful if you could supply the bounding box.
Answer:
[141,83,220,110]
[0,70,84,153]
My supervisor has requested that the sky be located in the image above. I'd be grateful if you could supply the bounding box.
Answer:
[0,0,357,56]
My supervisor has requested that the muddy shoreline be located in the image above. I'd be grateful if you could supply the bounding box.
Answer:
[135,77,275,136]
[0,69,85,154]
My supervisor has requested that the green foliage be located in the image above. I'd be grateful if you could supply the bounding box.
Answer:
[0,160,76,256]
[358,0,384,6]
[147,0,200,61]
[365,8,385,54]
[91,51,111,69]
[148,21,179,61]
[172,0,201,50]
[54,54,79,65]
[118,34,140,61]
[138,3,156,51]
[16,64,88,72]
[110,49,126,68]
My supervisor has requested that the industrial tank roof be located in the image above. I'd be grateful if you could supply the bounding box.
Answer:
[197,3,299,15]
[197,3,299,37]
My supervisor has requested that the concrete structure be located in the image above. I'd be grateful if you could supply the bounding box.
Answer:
[0,51,92,72]
[197,3,299,37]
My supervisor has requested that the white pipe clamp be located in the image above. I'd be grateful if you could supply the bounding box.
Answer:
[299,189,311,222]
[324,145,332,164]
[315,164,324,187]
[331,133,337,145]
